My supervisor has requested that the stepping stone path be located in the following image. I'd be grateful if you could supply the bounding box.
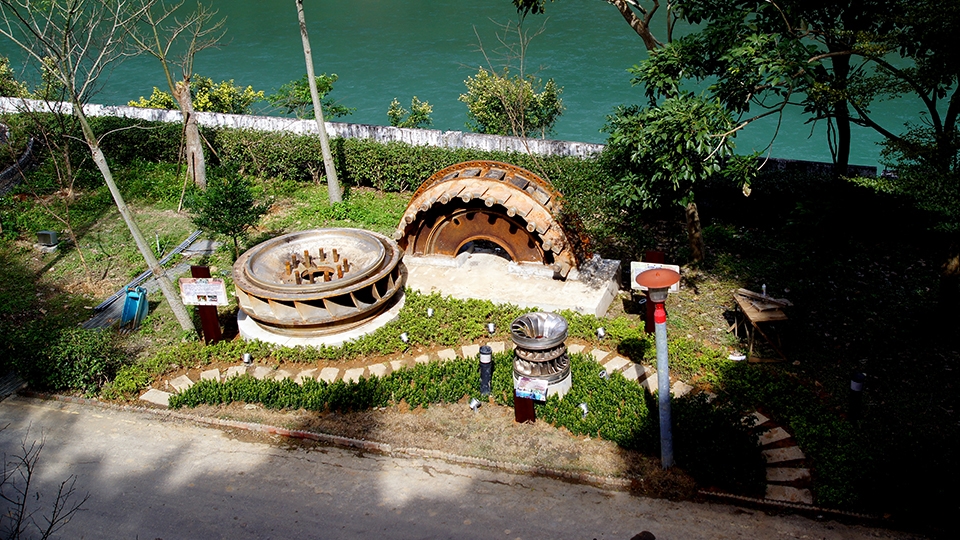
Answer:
[139,340,812,506]
[750,411,814,505]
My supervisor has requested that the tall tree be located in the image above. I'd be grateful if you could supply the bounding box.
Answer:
[0,0,196,334]
[295,0,341,204]
[517,0,957,174]
[514,1,718,262]
[513,1,959,260]
[124,0,225,189]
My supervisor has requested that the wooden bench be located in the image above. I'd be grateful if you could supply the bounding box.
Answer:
[731,289,791,361]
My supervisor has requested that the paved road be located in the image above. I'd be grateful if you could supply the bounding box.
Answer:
[0,396,921,540]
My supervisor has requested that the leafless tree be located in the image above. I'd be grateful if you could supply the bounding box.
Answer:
[1,427,88,540]
[0,0,197,333]
[125,0,226,190]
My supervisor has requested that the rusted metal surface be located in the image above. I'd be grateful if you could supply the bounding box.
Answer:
[395,161,583,277]
[233,228,404,335]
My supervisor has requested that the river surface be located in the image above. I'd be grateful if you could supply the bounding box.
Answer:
[55,2,932,167]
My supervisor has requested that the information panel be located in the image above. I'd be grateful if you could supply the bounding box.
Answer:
[179,278,228,306]
[514,376,548,401]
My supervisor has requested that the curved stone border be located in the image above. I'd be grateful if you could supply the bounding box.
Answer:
[750,411,814,505]
[17,339,819,509]
[140,340,816,507]
[698,490,880,520]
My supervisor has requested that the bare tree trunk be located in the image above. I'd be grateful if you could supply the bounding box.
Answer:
[74,103,196,334]
[296,0,341,204]
[173,80,207,189]
[829,51,852,175]
[685,201,705,264]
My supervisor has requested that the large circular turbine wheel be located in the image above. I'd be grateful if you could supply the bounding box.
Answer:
[233,228,405,336]
[395,160,583,277]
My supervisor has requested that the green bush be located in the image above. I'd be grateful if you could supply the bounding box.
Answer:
[128,76,264,115]
[266,73,353,120]
[535,355,649,448]
[187,172,268,258]
[459,67,563,138]
[12,327,123,395]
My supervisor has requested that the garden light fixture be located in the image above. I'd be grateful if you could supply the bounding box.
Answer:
[242,353,253,366]
[635,267,682,469]
[479,345,493,396]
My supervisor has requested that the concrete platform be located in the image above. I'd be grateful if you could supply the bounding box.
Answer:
[403,253,620,317]
[237,291,405,348]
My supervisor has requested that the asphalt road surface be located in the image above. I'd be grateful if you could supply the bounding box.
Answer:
[0,396,922,540]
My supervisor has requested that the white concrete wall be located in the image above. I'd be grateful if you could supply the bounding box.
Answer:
[0,97,605,159]
[0,97,878,175]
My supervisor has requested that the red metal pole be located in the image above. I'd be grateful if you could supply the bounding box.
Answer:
[514,393,536,423]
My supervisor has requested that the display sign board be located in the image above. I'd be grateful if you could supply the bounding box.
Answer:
[514,376,548,401]
[179,277,228,306]
[630,261,681,293]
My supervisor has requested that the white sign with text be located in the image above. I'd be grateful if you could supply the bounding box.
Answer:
[179,278,228,306]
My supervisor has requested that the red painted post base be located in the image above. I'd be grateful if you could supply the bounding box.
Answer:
[514,394,536,423]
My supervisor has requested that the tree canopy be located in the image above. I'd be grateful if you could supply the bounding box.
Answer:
[265,73,353,119]
[460,67,563,138]
[129,75,264,114]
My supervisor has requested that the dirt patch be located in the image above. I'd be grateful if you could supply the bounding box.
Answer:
[186,400,697,501]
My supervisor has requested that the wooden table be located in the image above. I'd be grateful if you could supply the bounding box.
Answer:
[732,291,789,361]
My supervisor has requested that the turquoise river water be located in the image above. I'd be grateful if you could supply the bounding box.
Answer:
[20,1,934,168]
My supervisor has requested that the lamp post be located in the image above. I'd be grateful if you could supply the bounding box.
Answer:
[635,267,681,469]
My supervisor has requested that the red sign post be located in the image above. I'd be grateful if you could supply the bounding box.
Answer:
[189,266,223,344]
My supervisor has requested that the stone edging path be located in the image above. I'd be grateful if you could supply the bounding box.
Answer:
[138,340,812,507]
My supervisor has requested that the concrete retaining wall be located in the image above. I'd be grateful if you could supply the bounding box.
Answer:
[0,97,877,176]
[0,97,604,159]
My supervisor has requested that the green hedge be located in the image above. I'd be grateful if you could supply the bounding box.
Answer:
[5,112,634,257]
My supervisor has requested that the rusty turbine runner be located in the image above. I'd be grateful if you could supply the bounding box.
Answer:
[233,228,404,335]
[394,160,587,277]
